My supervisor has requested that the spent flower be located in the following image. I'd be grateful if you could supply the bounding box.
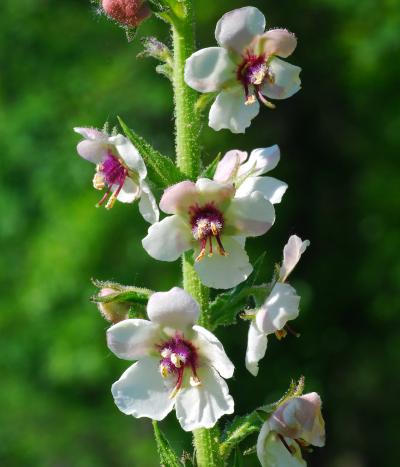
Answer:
[107,287,234,431]
[142,178,275,289]
[74,127,158,223]
[185,6,301,133]
[102,0,151,27]
[246,235,309,376]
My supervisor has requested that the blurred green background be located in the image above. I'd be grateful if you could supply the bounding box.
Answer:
[1,0,399,465]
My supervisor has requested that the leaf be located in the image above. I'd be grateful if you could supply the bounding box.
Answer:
[220,412,264,460]
[232,447,245,467]
[200,153,221,179]
[152,421,182,467]
[118,116,186,189]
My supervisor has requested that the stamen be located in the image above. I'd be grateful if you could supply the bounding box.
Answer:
[160,363,169,378]
[245,94,257,105]
[96,188,112,208]
[208,236,213,257]
[190,375,201,387]
[215,235,228,257]
[161,348,171,358]
[171,353,186,368]
[285,323,301,338]
[275,329,288,340]
[256,89,276,109]
[93,171,105,190]
[278,434,295,455]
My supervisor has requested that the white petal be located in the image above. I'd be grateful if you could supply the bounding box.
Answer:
[245,321,268,376]
[142,215,193,262]
[147,287,200,329]
[215,6,266,54]
[111,358,175,420]
[237,145,281,178]
[195,178,235,205]
[74,127,106,140]
[193,325,234,378]
[260,29,297,58]
[107,319,160,360]
[235,176,288,204]
[184,47,236,93]
[108,134,147,178]
[175,366,234,431]
[209,89,260,134]
[263,57,301,100]
[214,149,248,183]
[139,181,159,224]
[76,139,108,164]
[256,283,300,334]
[194,237,253,289]
[257,426,306,467]
[225,191,275,237]
[116,177,140,203]
[279,235,310,282]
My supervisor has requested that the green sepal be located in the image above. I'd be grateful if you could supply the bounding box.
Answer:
[91,279,152,305]
[195,92,218,114]
[257,376,305,416]
[152,421,182,467]
[156,63,173,81]
[219,411,264,460]
[200,153,221,179]
[124,26,138,43]
[118,116,186,188]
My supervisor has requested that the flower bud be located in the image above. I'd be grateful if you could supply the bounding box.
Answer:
[102,0,151,27]
[269,392,325,447]
[97,287,130,324]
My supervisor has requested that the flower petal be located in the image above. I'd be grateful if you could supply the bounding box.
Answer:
[108,134,147,178]
[138,181,160,224]
[237,145,281,177]
[263,57,301,100]
[235,176,288,204]
[142,214,193,262]
[175,366,234,431]
[111,358,175,420]
[76,139,108,164]
[74,127,106,140]
[184,47,236,93]
[215,6,266,54]
[147,287,200,329]
[225,191,275,237]
[261,29,297,58]
[256,283,300,334]
[107,319,160,360]
[160,181,197,215]
[257,426,306,467]
[209,88,260,134]
[213,150,248,183]
[116,177,140,203]
[195,178,235,206]
[194,237,253,289]
[193,325,234,379]
[279,235,310,282]
[245,320,268,376]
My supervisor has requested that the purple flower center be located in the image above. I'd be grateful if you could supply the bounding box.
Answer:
[189,203,227,261]
[237,53,275,108]
[93,152,128,209]
[158,334,200,396]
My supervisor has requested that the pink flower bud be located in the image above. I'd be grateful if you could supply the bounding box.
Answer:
[102,0,151,27]
[269,392,326,447]
[97,287,130,324]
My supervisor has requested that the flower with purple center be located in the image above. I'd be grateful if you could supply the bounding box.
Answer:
[74,127,159,223]
[184,6,301,133]
[257,392,325,466]
[107,287,234,431]
[246,235,310,376]
[214,144,288,205]
[142,178,276,289]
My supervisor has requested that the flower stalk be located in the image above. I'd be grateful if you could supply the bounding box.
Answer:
[170,1,223,465]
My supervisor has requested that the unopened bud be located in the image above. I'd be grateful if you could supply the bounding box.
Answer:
[102,0,151,27]
[97,287,130,324]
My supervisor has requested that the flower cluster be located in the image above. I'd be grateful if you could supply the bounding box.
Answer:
[74,4,325,466]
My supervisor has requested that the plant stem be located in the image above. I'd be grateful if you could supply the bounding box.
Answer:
[170,2,223,466]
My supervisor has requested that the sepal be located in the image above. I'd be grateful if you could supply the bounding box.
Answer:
[152,421,182,467]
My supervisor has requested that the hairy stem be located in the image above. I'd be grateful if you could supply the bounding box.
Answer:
[170,2,222,466]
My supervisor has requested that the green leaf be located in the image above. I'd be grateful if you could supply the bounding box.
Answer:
[118,116,186,188]
[200,153,221,179]
[232,447,245,467]
[220,412,264,460]
[152,421,182,467]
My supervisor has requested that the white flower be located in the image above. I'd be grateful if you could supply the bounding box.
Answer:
[184,7,301,133]
[214,145,288,204]
[245,235,309,376]
[74,127,159,223]
[257,393,325,467]
[107,287,234,431]
[142,178,275,289]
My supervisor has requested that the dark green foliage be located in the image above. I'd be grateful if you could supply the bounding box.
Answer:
[152,421,182,467]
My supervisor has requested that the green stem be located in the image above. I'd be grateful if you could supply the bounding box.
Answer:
[170,2,223,466]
